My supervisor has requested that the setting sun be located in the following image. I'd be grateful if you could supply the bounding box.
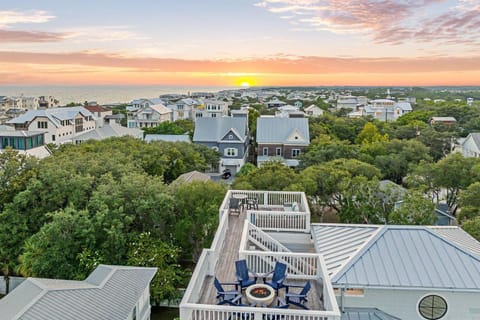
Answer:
[240,81,250,87]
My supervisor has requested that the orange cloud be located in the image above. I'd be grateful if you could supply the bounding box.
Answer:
[0,29,67,42]
[1,51,479,86]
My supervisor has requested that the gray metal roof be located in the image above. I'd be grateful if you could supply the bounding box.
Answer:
[311,224,381,277]
[0,265,157,320]
[7,107,93,128]
[464,132,480,149]
[74,124,143,142]
[428,226,480,257]
[256,117,309,144]
[145,134,191,143]
[341,308,401,320]
[193,117,247,142]
[332,226,480,290]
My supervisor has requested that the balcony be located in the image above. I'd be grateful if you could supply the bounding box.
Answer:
[180,190,340,320]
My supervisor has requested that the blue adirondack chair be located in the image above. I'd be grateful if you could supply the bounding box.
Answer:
[214,277,241,305]
[235,259,257,290]
[285,281,311,310]
[263,262,287,294]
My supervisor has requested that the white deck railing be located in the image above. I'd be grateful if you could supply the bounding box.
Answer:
[247,210,308,232]
[180,190,340,320]
[181,303,341,320]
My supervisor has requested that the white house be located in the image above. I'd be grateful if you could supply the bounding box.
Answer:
[167,98,200,121]
[0,265,157,320]
[74,122,143,144]
[265,98,287,109]
[128,98,167,112]
[127,104,173,128]
[304,104,324,117]
[194,99,229,119]
[337,95,359,110]
[461,132,480,158]
[7,106,96,144]
[275,105,303,118]
[313,224,480,320]
[84,105,113,127]
[359,99,412,121]
[180,189,480,320]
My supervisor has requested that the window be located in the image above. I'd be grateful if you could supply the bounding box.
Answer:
[37,121,48,129]
[333,288,364,296]
[263,147,268,156]
[75,118,84,132]
[418,295,447,320]
[276,148,282,156]
[292,149,301,158]
[224,148,237,157]
[211,113,217,117]
[52,135,55,141]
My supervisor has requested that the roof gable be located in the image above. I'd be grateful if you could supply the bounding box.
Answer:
[220,128,242,142]
[286,128,307,143]
[332,226,480,290]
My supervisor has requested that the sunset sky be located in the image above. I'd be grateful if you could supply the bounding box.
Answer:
[1,0,480,86]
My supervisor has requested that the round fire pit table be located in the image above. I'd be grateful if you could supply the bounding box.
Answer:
[245,284,275,307]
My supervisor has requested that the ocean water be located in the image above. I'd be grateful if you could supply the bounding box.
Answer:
[0,85,235,105]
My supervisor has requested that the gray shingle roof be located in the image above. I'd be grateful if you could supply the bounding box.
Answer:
[332,226,480,290]
[193,117,247,142]
[0,265,157,320]
[256,117,309,144]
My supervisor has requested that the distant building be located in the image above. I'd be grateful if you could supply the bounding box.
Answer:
[467,98,474,106]
[336,95,359,110]
[430,116,457,126]
[0,265,157,320]
[193,117,249,175]
[74,122,143,144]
[127,104,173,128]
[7,106,96,144]
[0,129,50,158]
[84,105,113,127]
[128,98,167,112]
[256,117,310,167]
[304,104,324,117]
[265,98,287,109]
[167,98,200,121]
[194,99,229,119]
[357,99,412,121]
[461,132,480,158]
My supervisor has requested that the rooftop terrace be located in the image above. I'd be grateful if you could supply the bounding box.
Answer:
[180,190,340,320]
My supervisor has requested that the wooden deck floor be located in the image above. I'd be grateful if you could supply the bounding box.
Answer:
[198,207,324,310]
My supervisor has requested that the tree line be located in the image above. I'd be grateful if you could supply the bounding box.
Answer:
[0,138,225,303]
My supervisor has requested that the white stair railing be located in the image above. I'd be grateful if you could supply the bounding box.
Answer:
[247,222,291,253]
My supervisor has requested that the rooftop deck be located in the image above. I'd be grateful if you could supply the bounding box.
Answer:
[180,190,340,320]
